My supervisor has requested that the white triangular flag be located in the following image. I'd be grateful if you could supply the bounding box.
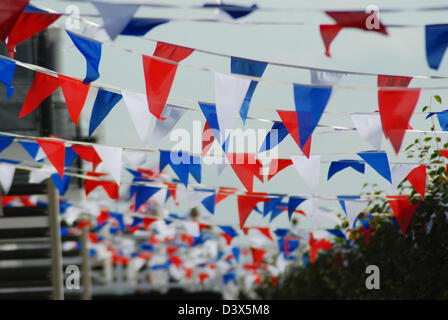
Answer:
[82,24,111,42]
[310,70,346,85]
[214,72,251,141]
[183,221,200,238]
[92,2,139,40]
[0,163,15,194]
[146,105,186,147]
[344,200,368,227]
[123,150,146,167]
[29,168,55,184]
[94,145,122,184]
[122,90,155,142]
[290,155,321,193]
[350,113,383,150]
[390,163,419,190]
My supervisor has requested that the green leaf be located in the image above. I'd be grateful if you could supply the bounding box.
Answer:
[422,106,429,112]
[434,95,442,104]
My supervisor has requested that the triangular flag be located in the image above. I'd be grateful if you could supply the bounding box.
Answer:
[215,72,251,141]
[390,163,419,190]
[159,150,190,187]
[259,122,289,153]
[66,31,102,84]
[387,195,421,235]
[406,165,426,198]
[71,145,102,171]
[36,138,65,179]
[0,57,16,100]
[267,158,293,181]
[321,11,387,57]
[0,163,16,194]
[350,113,383,150]
[92,2,139,40]
[251,247,265,267]
[310,70,346,85]
[319,25,343,57]
[19,72,60,118]
[358,151,391,183]
[88,89,122,137]
[122,90,154,141]
[199,102,221,142]
[189,156,201,183]
[142,42,194,120]
[277,110,312,157]
[203,3,258,19]
[58,74,91,126]
[227,153,262,193]
[0,0,29,42]
[146,105,186,147]
[425,24,448,70]
[215,187,237,205]
[84,176,119,199]
[135,185,161,212]
[230,57,268,124]
[237,193,269,227]
[293,84,332,148]
[94,145,122,184]
[290,155,320,193]
[256,227,273,241]
[327,160,365,180]
[0,135,14,154]
[378,76,420,154]
[288,197,306,221]
[121,17,169,36]
[202,121,215,157]
[344,200,368,227]
[51,173,71,196]
[202,193,216,214]
[6,8,60,58]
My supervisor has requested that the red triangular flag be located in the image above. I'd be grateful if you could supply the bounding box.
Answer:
[142,42,194,120]
[277,110,312,157]
[198,272,209,284]
[220,232,233,246]
[84,179,119,199]
[227,153,263,193]
[237,192,269,227]
[58,74,91,126]
[169,255,183,267]
[267,158,293,181]
[256,227,273,241]
[72,145,102,171]
[7,11,61,58]
[319,25,343,57]
[20,72,60,118]
[439,150,448,159]
[406,165,426,198]
[97,210,110,225]
[251,247,266,267]
[326,11,388,34]
[142,217,158,230]
[378,75,419,154]
[163,182,178,205]
[215,187,237,205]
[387,195,421,235]
[0,0,29,42]
[36,138,65,179]
[202,121,215,157]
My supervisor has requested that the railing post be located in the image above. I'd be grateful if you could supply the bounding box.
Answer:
[47,179,64,300]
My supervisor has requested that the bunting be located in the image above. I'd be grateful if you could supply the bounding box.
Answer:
[88,89,123,137]
[387,195,421,235]
[0,58,16,100]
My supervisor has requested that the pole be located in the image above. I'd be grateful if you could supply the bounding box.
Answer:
[81,226,92,300]
[47,178,64,300]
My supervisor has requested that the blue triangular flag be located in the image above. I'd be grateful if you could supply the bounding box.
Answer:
[64,147,78,168]
[230,57,267,124]
[274,228,289,238]
[219,226,237,238]
[121,17,169,36]
[189,155,201,183]
[67,31,102,84]
[327,229,348,244]
[0,57,15,100]
[109,212,126,230]
[327,160,365,180]
[259,121,289,152]
[293,84,332,148]
[0,135,14,154]
[426,111,448,131]
[135,185,160,212]
[425,24,448,70]
[89,89,123,137]
[202,193,216,214]
[18,141,39,159]
[357,151,392,183]
[263,196,283,217]
[223,272,236,284]
[160,151,190,187]
[51,173,71,195]
[199,102,221,142]
[231,247,240,263]
[203,3,258,19]
[269,206,285,222]
[288,196,306,221]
